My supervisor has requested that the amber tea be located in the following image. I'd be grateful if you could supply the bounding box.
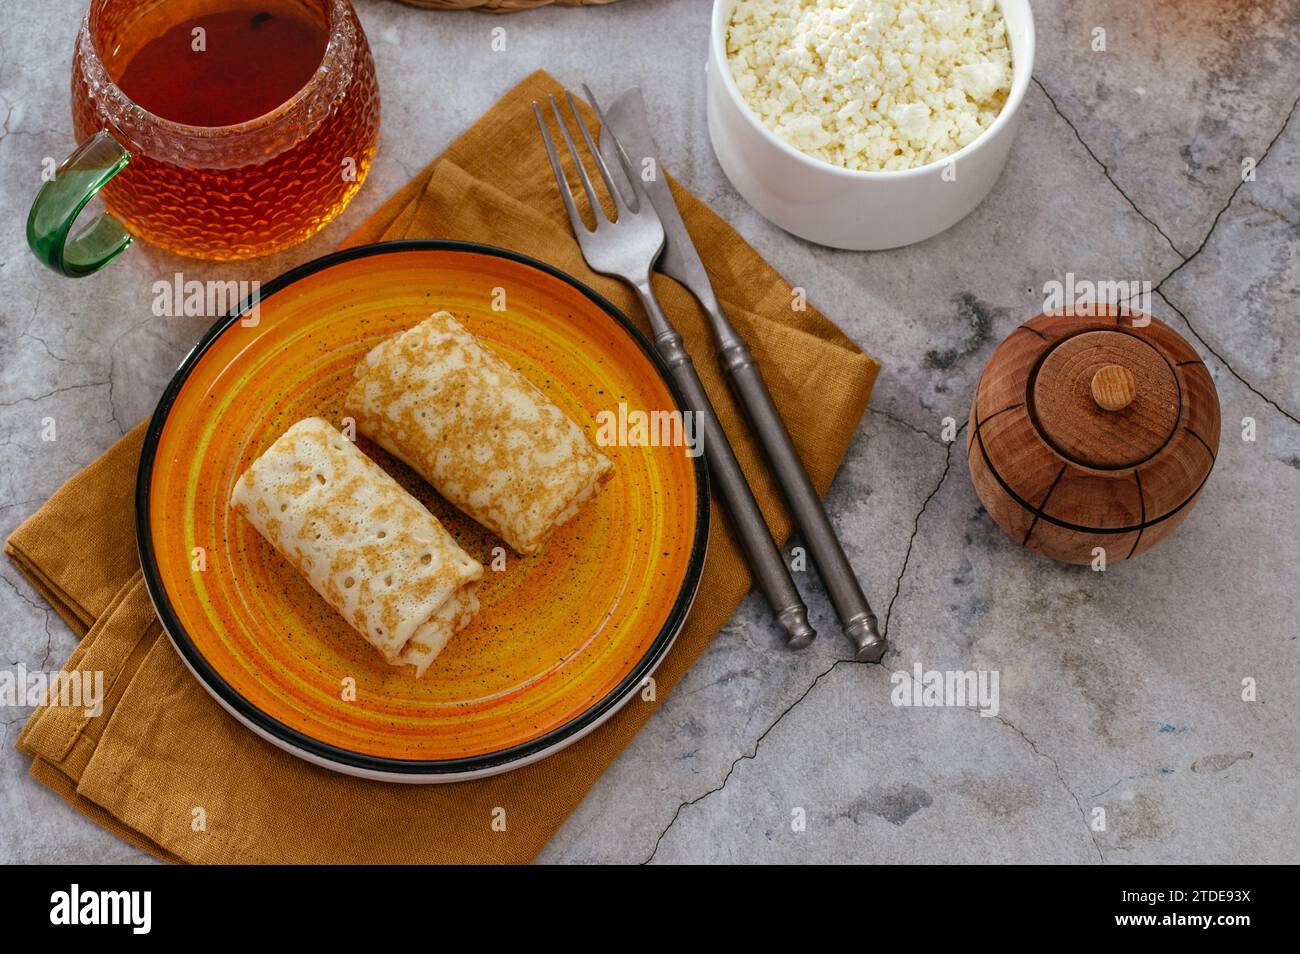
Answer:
[114,7,332,127]
[29,0,379,274]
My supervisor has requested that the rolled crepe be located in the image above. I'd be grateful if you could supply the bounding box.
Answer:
[229,417,483,676]
[344,312,614,555]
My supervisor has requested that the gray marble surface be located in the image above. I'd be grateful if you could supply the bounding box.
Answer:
[1,0,1296,865]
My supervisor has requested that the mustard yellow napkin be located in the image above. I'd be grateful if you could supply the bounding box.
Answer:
[7,70,879,863]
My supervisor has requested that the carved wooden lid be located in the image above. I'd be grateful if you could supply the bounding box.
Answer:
[970,308,1220,549]
[1031,329,1181,470]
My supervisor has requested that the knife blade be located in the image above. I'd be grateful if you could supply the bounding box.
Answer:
[600,89,723,315]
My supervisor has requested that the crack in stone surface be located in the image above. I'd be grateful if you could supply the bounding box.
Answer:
[1155,289,1299,427]
[884,421,964,638]
[987,712,1105,864]
[1092,774,1145,800]
[106,353,126,436]
[641,412,957,863]
[1032,78,1186,259]
[0,574,57,669]
[1149,91,1300,427]
[1037,77,1300,430]
[0,381,109,409]
[638,408,1103,863]
[19,332,78,366]
[867,405,946,446]
[642,657,853,864]
[0,571,48,616]
[1156,90,1300,292]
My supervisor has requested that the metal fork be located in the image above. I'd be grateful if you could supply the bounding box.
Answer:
[535,87,814,649]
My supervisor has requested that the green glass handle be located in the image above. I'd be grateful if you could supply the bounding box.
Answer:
[27,131,133,278]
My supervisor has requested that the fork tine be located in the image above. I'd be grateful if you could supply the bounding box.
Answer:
[548,94,608,225]
[581,84,645,212]
[533,101,589,235]
[564,90,631,215]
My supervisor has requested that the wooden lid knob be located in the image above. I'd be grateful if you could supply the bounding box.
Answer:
[1032,331,1179,469]
[1090,365,1136,411]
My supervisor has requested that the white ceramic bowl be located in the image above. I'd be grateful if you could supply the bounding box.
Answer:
[707,0,1035,250]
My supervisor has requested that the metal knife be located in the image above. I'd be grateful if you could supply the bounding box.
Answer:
[600,89,887,662]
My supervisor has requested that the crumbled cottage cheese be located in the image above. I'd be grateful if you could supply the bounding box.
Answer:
[726,0,1013,172]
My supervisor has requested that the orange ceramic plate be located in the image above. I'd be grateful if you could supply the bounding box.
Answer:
[137,242,707,781]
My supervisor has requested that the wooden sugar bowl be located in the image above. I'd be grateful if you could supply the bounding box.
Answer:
[967,307,1220,565]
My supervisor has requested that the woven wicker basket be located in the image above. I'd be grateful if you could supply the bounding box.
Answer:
[399,0,619,11]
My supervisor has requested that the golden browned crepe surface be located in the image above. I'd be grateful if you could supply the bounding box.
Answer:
[229,417,483,675]
[345,312,613,555]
